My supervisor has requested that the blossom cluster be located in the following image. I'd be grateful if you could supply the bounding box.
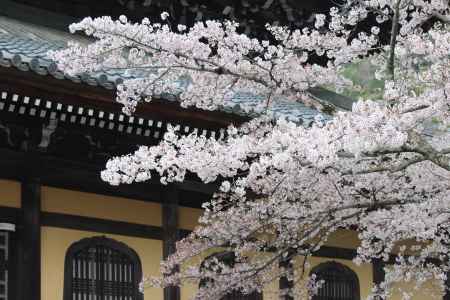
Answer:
[50,1,450,299]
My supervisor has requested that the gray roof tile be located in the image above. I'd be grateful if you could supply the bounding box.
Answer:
[0,16,329,124]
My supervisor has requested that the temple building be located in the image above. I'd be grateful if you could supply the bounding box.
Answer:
[0,0,443,300]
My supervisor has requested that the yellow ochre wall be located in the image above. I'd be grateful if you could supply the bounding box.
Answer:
[35,186,443,300]
[41,186,162,227]
[179,250,374,300]
[41,227,163,300]
[307,257,373,300]
[179,206,203,231]
[40,187,166,300]
[0,179,20,208]
[385,265,444,300]
[39,186,207,300]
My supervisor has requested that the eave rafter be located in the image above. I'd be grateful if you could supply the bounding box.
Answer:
[0,66,227,203]
[0,66,247,132]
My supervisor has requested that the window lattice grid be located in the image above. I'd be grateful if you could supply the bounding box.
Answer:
[222,290,263,300]
[66,237,142,300]
[0,232,9,300]
[200,252,264,300]
[311,262,360,300]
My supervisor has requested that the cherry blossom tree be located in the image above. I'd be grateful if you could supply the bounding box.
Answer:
[49,0,450,299]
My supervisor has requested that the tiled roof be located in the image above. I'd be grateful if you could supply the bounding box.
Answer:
[0,16,330,125]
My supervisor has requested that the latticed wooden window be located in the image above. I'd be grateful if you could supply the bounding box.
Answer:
[63,236,143,300]
[221,290,263,300]
[310,261,360,300]
[199,252,263,300]
[0,232,9,300]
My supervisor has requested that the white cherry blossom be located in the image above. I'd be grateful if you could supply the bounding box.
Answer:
[50,1,450,299]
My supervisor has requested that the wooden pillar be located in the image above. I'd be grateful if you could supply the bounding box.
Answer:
[444,273,450,300]
[162,186,180,300]
[18,179,41,300]
[372,258,385,299]
[279,249,295,300]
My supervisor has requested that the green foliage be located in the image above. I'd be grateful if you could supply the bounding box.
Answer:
[338,58,385,101]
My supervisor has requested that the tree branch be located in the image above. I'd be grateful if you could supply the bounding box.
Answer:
[433,13,450,24]
[387,0,401,80]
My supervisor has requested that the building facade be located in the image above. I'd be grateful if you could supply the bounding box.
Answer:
[0,1,444,300]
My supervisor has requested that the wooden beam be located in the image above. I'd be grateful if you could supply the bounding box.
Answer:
[162,186,181,300]
[0,205,190,241]
[174,180,218,195]
[0,206,19,223]
[0,147,213,208]
[19,179,41,300]
[42,212,163,240]
[313,245,356,260]
[279,249,295,300]
[162,186,179,257]
[372,258,385,298]
[0,67,247,130]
